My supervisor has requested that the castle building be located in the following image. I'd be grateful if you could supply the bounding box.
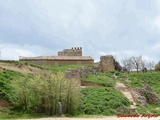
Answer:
[19,47,94,65]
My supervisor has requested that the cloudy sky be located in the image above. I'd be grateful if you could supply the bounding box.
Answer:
[0,0,160,63]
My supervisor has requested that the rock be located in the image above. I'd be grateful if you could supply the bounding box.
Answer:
[99,55,115,72]
[132,90,147,106]
[132,84,159,106]
[146,92,159,104]
[115,61,122,72]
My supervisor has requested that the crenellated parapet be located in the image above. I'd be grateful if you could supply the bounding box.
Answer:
[19,47,94,65]
[58,47,82,56]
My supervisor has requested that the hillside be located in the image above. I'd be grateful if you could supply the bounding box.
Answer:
[0,61,160,119]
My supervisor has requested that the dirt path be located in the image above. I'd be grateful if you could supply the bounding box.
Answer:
[0,62,41,74]
[21,116,160,120]
[115,82,136,109]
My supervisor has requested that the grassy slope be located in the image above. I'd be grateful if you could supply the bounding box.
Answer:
[0,69,23,99]
[82,71,118,87]
[128,72,160,97]
[127,72,160,115]
[81,87,131,115]
[1,61,160,118]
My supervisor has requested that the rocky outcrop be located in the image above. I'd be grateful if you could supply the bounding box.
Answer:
[115,61,122,72]
[132,84,159,106]
[99,55,115,72]
[132,89,147,106]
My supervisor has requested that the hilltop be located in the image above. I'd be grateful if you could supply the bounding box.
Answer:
[0,60,160,119]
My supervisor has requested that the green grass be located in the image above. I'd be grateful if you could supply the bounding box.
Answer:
[80,87,131,115]
[1,62,160,117]
[42,64,93,72]
[136,103,160,115]
[128,72,160,98]
[82,71,120,87]
[83,75,115,87]
[0,69,23,99]
[0,108,48,119]
[123,71,160,115]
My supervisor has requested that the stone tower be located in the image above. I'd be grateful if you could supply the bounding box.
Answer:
[99,55,115,72]
[58,47,82,56]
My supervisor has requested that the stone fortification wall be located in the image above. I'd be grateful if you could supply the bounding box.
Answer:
[99,55,115,72]
[20,59,93,65]
[65,66,99,84]
[58,47,82,56]
[19,56,94,65]
[19,47,94,65]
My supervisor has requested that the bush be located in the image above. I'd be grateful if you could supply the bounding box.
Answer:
[155,63,160,71]
[6,71,81,115]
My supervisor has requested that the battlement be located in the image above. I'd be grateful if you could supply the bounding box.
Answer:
[19,47,94,65]
[58,47,82,56]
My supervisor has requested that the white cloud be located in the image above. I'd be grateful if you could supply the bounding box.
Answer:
[0,44,35,60]
[0,0,160,63]
[154,16,160,28]
[0,43,54,60]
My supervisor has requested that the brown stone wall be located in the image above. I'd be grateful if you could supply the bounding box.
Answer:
[64,66,99,85]
[99,55,115,72]
[58,47,82,56]
[21,59,94,65]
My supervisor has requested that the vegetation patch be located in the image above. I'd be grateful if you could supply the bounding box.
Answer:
[83,71,118,87]
[80,87,131,115]
[41,64,93,72]
[128,72,160,98]
[83,74,115,87]
[0,69,23,99]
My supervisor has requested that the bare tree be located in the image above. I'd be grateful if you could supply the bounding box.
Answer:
[140,59,147,73]
[121,57,133,74]
[131,56,142,74]
[146,61,155,72]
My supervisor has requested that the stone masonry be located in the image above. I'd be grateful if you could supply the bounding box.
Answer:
[19,47,94,65]
[65,66,99,84]
[99,55,115,72]
[58,47,82,56]
[132,84,159,106]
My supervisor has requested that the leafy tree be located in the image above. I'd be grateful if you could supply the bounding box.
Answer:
[155,62,160,71]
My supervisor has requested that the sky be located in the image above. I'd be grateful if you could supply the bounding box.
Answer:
[0,0,160,63]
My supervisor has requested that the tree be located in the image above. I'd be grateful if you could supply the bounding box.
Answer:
[155,61,160,71]
[140,59,147,73]
[146,61,155,72]
[131,56,142,74]
[121,57,132,74]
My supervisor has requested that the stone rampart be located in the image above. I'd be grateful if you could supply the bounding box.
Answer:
[99,55,115,72]
[19,56,94,65]
[64,66,99,84]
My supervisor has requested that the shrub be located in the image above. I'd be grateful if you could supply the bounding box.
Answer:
[6,71,81,115]
[155,63,160,71]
